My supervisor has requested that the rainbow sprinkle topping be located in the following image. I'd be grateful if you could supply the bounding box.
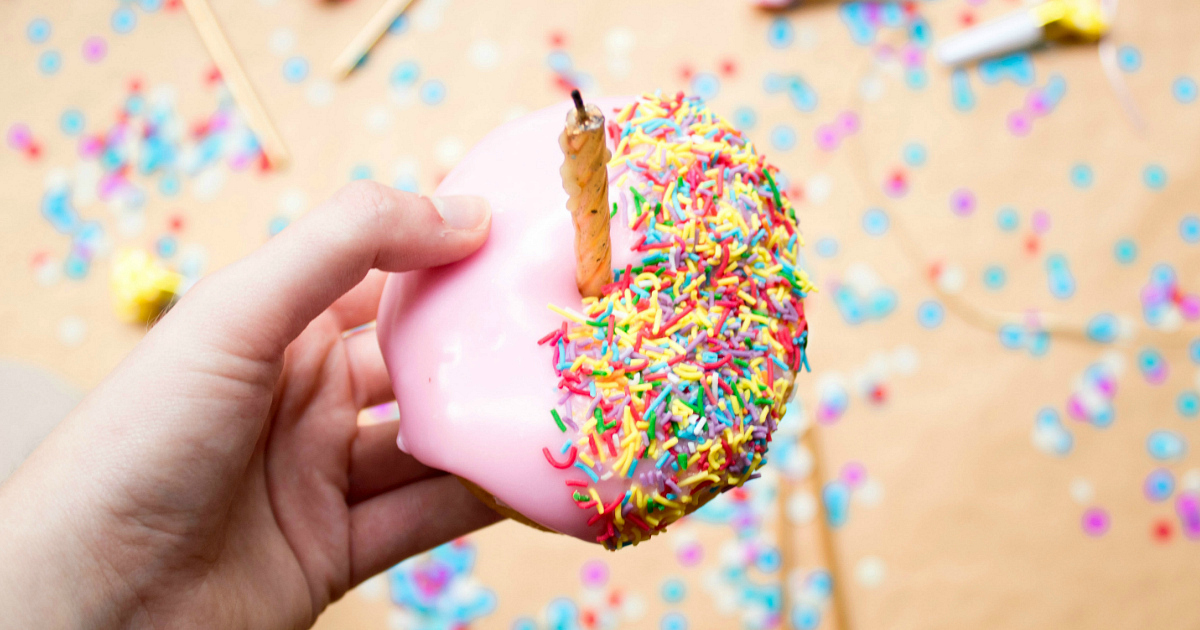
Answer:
[539,92,812,550]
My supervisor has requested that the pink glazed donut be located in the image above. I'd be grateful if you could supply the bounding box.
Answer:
[377,92,811,549]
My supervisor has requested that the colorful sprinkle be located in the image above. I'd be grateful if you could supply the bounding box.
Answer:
[1081,507,1110,537]
[542,92,810,550]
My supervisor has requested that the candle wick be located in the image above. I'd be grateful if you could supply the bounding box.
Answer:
[570,89,586,118]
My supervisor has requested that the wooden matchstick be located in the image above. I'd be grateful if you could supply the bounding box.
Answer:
[780,421,851,630]
[181,0,291,170]
[330,0,419,80]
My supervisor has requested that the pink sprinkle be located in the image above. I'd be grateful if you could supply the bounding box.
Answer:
[580,560,609,588]
[814,125,839,152]
[676,541,704,567]
[1178,493,1200,540]
[82,36,107,63]
[1030,209,1051,234]
[78,136,103,159]
[883,172,908,198]
[1007,111,1031,137]
[950,188,976,217]
[1081,507,1110,537]
[1027,91,1050,116]
[901,46,924,68]
[1179,295,1200,320]
[837,111,860,135]
[1065,395,1087,421]
[7,124,32,150]
[840,461,867,487]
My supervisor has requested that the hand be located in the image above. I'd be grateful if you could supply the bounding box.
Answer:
[0,182,501,629]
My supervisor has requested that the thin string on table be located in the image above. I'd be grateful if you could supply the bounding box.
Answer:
[778,10,1183,624]
[835,13,1199,351]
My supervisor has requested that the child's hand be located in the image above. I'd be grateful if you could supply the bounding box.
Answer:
[0,182,500,629]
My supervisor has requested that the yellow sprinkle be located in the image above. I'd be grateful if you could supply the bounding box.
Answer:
[548,303,587,324]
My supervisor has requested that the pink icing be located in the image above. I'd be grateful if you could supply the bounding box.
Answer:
[376,98,637,541]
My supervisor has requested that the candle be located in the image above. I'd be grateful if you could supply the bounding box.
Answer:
[559,90,613,298]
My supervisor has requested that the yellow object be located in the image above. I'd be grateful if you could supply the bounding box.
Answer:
[1033,0,1110,41]
[110,248,183,324]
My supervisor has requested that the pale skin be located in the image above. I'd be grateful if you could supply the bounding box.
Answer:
[0,182,502,629]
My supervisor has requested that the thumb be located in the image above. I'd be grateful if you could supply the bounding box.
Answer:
[167,181,491,360]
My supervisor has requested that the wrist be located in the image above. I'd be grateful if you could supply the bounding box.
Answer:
[0,457,134,629]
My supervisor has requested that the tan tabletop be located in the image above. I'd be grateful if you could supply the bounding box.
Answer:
[2,0,1199,628]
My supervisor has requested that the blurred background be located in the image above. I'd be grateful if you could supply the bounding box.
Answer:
[2,0,1199,628]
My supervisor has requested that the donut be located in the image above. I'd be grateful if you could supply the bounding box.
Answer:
[377,92,811,549]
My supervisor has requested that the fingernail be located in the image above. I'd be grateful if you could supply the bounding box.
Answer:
[430,195,490,230]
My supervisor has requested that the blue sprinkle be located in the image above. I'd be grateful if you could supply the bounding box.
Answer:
[1116,45,1141,73]
[917,300,944,329]
[793,606,822,630]
[868,288,897,319]
[661,578,687,603]
[1045,254,1075,300]
[781,76,817,112]
[770,125,797,151]
[546,50,572,72]
[1150,263,1176,285]
[59,109,85,135]
[111,7,137,34]
[763,73,785,94]
[902,142,927,167]
[910,18,932,47]
[350,164,372,180]
[1190,338,1200,365]
[38,50,62,75]
[690,73,720,101]
[27,18,51,44]
[983,265,1006,290]
[996,206,1019,232]
[1144,469,1175,502]
[732,106,757,131]
[1147,430,1187,460]
[862,208,889,236]
[815,237,838,258]
[156,235,178,258]
[905,67,928,90]
[1086,313,1120,344]
[544,598,578,626]
[388,13,410,34]
[420,80,446,105]
[282,56,309,83]
[823,481,850,527]
[1069,163,1093,189]
[1178,391,1200,418]
[951,69,976,111]
[767,18,794,48]
[574,461,600,482]
[64,252,90,279]
[393,174,418,193]
[1143,164,1167,190]
[268,216,290,236]
[1114,238,1137,264]
[1174,76,1198,104]
[1180,215,1200,244]
[159,174,181,197]
[999,324,1024,349]
[660,612,688,630]
[390,60,421,87]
